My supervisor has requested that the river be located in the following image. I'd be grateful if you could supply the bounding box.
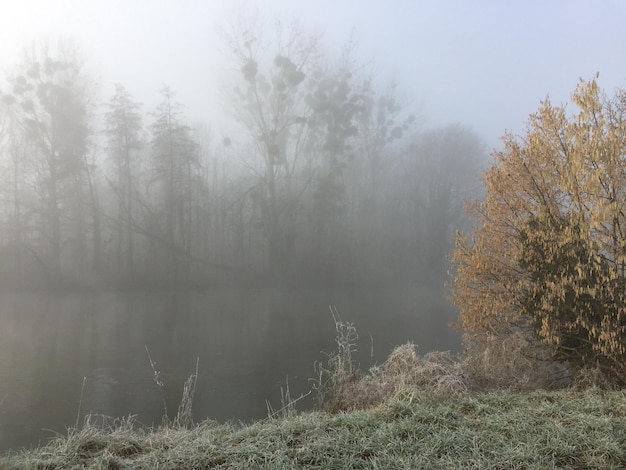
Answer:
[0,286,460,453]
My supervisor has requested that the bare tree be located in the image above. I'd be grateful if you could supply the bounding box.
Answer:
[223,18,323,278]
[104,84,144,280]
[148,86,202,284]
[3,41,94,283]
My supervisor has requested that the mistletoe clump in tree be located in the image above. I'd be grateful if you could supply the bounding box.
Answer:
[453,76,626,382]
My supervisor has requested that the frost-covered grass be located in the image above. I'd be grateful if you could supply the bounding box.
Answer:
[3,388,626,469]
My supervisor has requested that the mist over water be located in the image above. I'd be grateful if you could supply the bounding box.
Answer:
[0,286,459,452]
[0,0,622,457]
[0,17,477,454]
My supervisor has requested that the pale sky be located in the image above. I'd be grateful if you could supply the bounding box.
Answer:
[0,0,624,149]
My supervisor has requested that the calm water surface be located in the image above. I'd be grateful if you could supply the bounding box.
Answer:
[0,286,460,453]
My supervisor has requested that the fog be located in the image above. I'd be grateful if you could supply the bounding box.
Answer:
[2,1,624,147]
[0,0,624,452]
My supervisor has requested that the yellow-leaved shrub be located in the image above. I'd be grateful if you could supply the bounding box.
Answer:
[453,75,626,383]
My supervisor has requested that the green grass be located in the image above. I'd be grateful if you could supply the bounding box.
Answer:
[3,388,626,469]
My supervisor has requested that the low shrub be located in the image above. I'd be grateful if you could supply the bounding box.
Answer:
[313,313,580,413]
[461,331,570,391]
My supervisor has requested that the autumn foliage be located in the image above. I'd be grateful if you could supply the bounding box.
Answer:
[453,76,626,382]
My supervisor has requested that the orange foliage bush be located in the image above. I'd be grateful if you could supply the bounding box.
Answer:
[453,76,626,383]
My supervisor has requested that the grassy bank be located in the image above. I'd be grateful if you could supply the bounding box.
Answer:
[3,388,626,469]
[3,316,625,469]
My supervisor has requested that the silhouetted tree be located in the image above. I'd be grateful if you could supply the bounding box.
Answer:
[2,42,94,283]
[148,86,202,284]
[225,19,321,278]
[104,84,144,280]
[409,125,485,280]
[344,80,416,282]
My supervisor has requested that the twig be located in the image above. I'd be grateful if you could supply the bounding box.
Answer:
[75,377,86,428]
[145,345,169,424]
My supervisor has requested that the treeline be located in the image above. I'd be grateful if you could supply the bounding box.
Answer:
[0,26,485,290]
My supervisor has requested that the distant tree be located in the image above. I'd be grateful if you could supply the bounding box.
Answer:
[0,96,24,274]
[190,123,214,263]
[340,79,416,283]
[104,84,144,280]
[354,80,415,208]
[148,86,201,283]
[224,19,322,278]
[452,77,626,381]
[224,20,406,282]
[304,53,371,280]
[2,42,94,281]
[409,125,485,280]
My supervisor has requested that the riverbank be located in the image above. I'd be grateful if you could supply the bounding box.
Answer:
[2,388,626,469]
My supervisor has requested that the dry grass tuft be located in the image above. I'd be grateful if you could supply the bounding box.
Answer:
[320,342,469,413]
[460,331,567,391]
[322,366,392,413]
[314,318,576,413]
[39,415,150,468]
[573,365,618,390]
[386,346,468,394]
[173,357,199,428]
[265,376,311,420]
[311,307,360,410]
[145,346,200,428]
[384,342,420,376]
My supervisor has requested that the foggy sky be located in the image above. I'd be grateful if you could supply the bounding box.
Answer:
[0,0,624,149]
